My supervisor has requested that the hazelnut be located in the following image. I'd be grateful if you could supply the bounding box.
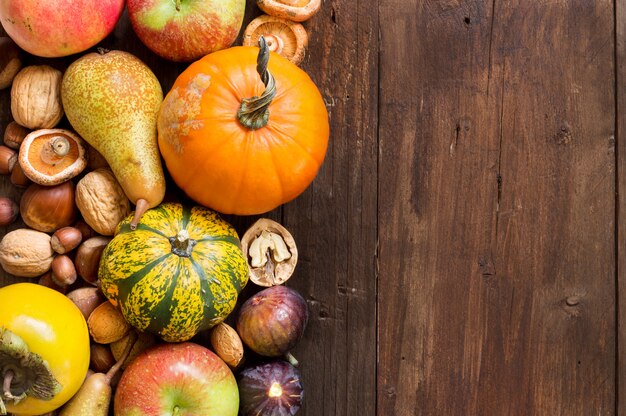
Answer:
[0,37,22,90]
[75,236,111,285]
[0,145,17,174]
[66,287,105,320]
[0,197,19,226]
[51,226,83,254]
[50,254,77,287]
[90,343,116,373]
[3,121,30,150]
[38,271,67,294]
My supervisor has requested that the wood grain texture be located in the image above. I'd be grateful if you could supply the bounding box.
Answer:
[617,0,626,414]
[281,0,379,414]
[378,1,616,414]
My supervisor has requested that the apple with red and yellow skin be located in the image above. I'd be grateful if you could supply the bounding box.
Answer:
[0,0,124,57]
[114,342,239,416]
[126,0,245,62]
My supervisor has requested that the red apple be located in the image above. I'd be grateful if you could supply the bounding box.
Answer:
[127,0,245,62]
[0,0,124,57]
[114,342,239,416]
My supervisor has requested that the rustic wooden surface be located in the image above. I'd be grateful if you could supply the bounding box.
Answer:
[1,0,625,415]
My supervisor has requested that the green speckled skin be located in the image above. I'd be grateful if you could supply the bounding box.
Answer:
[61,50,166,207]
[99,203,249,342]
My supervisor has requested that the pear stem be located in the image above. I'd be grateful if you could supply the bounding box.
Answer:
[130,199,150,230]
[104,332,137,384]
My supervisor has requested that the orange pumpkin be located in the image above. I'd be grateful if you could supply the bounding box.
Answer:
[157,38,329,215]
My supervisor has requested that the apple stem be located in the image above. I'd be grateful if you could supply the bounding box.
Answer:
[175,0,182,11]
[285,352,299,367]
[130,198,150,230]
[105,332,137,383]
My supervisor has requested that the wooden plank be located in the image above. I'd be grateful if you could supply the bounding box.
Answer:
[378,1,616,414]
[616,0,626,414]
[281,0,379,415]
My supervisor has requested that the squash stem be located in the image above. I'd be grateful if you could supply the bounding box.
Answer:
[237,36,277,130]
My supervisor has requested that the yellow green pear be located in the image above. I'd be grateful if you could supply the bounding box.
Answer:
[61,50,165,228]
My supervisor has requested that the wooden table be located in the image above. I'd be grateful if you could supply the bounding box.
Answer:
[2,1,626,415]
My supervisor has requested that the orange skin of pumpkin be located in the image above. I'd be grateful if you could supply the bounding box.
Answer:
[157,46,329,215]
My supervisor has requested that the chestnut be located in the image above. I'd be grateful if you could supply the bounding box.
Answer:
[20,182,77,232]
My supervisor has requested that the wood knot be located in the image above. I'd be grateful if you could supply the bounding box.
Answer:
[555,123,572,145]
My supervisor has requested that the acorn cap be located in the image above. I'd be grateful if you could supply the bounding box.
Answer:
[257,0,321,22]
[243,15,308,66]
[18,129,87,186]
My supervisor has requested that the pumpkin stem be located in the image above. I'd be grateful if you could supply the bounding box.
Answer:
[237,36,277,130]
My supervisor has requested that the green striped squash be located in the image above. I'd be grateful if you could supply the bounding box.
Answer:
[98,203,249,342]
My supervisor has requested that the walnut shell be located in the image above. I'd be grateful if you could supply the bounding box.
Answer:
[76,169,131,236]
[11,65,64,129]
[0,228,54,277]
[87,301,131,344]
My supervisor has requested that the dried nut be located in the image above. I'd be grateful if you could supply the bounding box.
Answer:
[90,343,116,373]
[0,145,17,174]
[0,228,54,277]
[10,162,31,187]
[51,226,83,254]
[110,330,156,369]
[241,218,298,287]
[0,37,22,90]
[243,15,308,65]
[210,323,244,368]
[19,129,88,186]
[50,254,77,287]
[3,121,30,150]
[20,182,77,233]
[11,65,64,129]
[87,301,131,344]
[74,220,97,241]
[257,0,321,22]
[76,169,131,236]
[0,197,19,226]
[75,236,111,285]
[38,271,67,294]
[66,287,106,320]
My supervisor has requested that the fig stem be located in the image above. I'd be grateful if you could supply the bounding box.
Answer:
[285,352,299,367]
[130,199,150,230]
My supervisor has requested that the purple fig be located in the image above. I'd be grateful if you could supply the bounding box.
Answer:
[236,285,308,357]
[238,360,303,416]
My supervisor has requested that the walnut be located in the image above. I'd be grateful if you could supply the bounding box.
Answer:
[75,169,131,236]
[11,65,64,129]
